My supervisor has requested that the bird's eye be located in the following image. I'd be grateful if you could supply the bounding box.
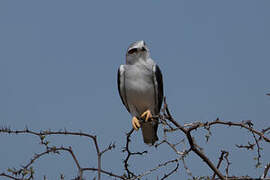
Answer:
[141,47,146,51]
[128,48,138,54]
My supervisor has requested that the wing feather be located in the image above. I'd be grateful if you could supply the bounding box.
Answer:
[152,64,164,114]
[117,65,130,113]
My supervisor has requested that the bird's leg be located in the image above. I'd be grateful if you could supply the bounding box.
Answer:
[132,116,140,131]
[140,109,152,122]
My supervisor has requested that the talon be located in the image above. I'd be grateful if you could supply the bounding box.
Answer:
[132,117,140,131]
[140,109,152,122]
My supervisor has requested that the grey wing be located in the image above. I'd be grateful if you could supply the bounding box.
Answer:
[152,64,164,114]
[117,65,130,113]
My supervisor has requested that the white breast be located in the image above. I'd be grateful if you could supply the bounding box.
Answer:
[124,63,155,117]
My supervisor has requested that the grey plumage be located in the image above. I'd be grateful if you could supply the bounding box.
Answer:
[118,40,163,145]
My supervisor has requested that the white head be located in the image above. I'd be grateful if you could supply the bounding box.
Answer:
[126,40,150,65]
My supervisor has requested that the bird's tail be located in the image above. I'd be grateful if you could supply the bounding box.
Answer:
[141,119,158,145]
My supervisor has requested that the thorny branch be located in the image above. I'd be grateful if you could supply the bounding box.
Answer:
[122,128,148,179]
[162,98,226,180]
[161,97,269,180]
[130,158,179,180]
[211,150,228,180]
[0,128,120,180]
[160,162,179,180]
[0,98,269,179]
[262,163,270,179]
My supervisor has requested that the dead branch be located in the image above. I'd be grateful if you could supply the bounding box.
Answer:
[0,98,269,179]
[0,128,119,180]
[163,97,226,180]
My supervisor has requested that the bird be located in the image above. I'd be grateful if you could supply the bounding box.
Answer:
[117,40,164,145]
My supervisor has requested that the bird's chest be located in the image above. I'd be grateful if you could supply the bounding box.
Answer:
[124,66,155,115]
[125,67,153,96]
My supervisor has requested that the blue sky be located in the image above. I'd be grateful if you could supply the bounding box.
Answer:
[0,1,269,179]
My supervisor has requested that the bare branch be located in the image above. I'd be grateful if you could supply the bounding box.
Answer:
[122,129,147,179]
[0,98,269,179]
[205,120,270,143]
[0,173,22,180]
[235,142,255,150]
[211,150,228,180]
[224,151,231,178]
[262,163,270,179]
[82,168,125,179]
[131,158,179,180]
[163,97,226,180]
[160,162,179,180]
[0,128,122,180]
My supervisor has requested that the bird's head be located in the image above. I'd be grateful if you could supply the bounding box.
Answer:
[126,40,150,65]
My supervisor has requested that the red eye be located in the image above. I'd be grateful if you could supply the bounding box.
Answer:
[128,48,138,54]
[141,47,146,51]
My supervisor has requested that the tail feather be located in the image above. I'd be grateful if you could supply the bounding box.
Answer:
[141,119,158,145]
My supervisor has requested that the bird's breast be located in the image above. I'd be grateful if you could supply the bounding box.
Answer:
[124,65,155,116]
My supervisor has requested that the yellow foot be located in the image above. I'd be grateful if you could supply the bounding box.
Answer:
[140,109,152,122]
[132,116,140,131]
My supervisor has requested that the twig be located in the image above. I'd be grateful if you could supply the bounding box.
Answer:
[235,142,255,150]
[0,128,120,180]
[249,124,262,168]
[122,129,148,179]
[211,151,228,180]
[262,163,270,179]
[82,168,125,179]
[205,120,270,143]
[0,173,22,180]
[1,97,269,180]
[181,156,194,178]
[131,158,179,180]
[224,151,231,178]
[163,98,226,180]
[160,162,179,180]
